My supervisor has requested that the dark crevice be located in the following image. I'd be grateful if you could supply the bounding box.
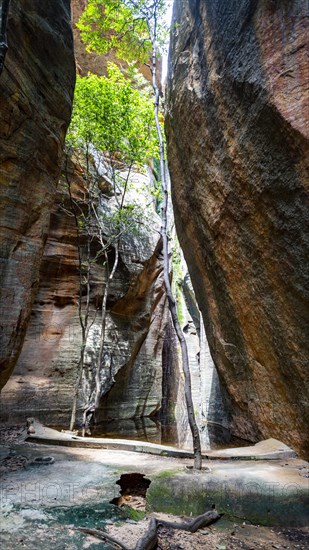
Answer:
[110,473,151,508]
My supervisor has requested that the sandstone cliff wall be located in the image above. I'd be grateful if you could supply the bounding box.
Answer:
[0,0,75,389]
[0,161,181,431]
[166,0,309,457]
[0,1,174,434]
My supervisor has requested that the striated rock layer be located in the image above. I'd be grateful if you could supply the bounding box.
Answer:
[0,1,177,436]
[0,0,75,389]
[0,161,183,435]
[166,0,309,457]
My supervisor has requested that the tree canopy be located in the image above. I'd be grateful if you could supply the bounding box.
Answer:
[67,63,157,167]
[77,0,168,64]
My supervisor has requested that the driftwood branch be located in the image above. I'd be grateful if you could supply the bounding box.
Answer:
[77,508,222,550]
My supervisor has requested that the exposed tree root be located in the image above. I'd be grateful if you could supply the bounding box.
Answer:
[135,517,158,550]
[156,509,222,533]
[77,508,222,550]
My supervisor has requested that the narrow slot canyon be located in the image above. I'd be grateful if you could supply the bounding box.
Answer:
[0,1,308,549]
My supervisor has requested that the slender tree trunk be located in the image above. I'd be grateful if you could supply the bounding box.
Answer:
[70,342,86,431]
[65,152,94,432]
[94,241,119,410]
[88,162,131,426]
[72,157,128,435]
[0,0,10,75]
[147,12,202,469]
[69,243,92,432]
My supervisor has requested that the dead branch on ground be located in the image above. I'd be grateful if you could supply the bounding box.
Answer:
[77,507,222,550]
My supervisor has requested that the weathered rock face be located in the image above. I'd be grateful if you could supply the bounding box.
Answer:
[177,267,231,449]
[166,0,309,457]
[0,1,176,436]
[0,162,181,434]
[0,0,75,389]
[71,0,114,76]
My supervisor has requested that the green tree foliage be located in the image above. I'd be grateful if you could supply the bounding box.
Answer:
[77,0,168,63]
[67,63,157,166]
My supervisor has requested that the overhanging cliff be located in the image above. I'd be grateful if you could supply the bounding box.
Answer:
[166,0,309,457]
